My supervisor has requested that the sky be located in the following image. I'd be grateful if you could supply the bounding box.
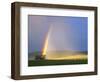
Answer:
[28,15,88,53]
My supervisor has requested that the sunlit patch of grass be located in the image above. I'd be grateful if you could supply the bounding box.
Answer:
[45,54,87,60]
[45,51,87,60]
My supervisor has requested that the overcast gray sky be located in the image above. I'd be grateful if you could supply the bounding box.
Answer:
[28,15,88,53]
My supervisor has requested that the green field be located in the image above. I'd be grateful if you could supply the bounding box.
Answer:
[28,51,88,66]
[28,59,87,66]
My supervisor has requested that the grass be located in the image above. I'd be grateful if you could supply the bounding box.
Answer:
[28,59,87,66]
[28,51,88,66]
